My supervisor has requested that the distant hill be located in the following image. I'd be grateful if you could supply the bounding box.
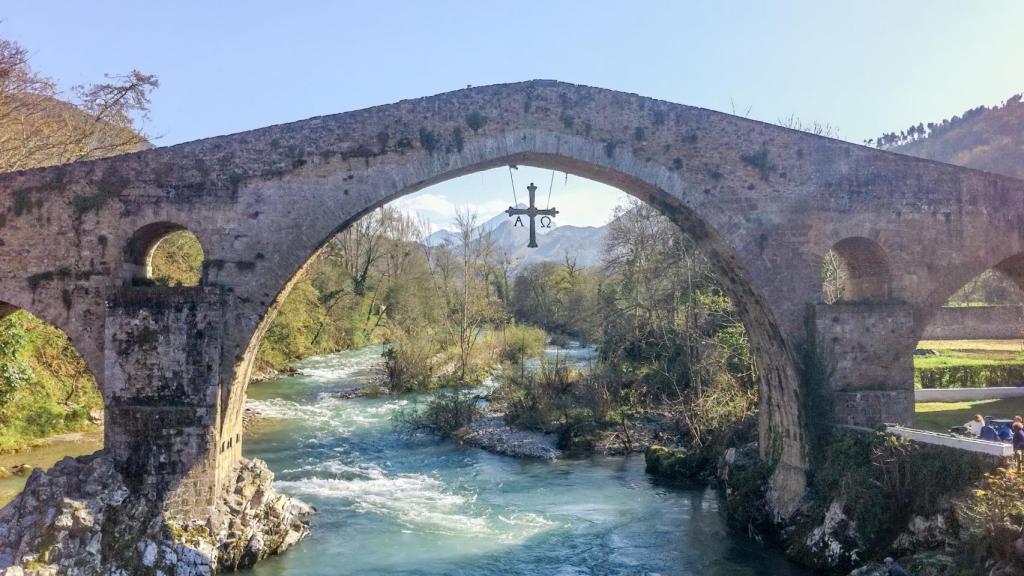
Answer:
[425,205,609,272]
[492,220,607,272]
[889,94,1024,178]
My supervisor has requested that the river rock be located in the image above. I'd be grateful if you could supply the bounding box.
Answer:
[0,453,312,575]
[890,512,952,554]
[9,465,34,477]
[457,415,561,460]
[789,498,863,572]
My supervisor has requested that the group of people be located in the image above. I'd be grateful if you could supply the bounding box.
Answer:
[963,413,1024,471]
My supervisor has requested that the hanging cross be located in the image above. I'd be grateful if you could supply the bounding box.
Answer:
[506,182,558,248]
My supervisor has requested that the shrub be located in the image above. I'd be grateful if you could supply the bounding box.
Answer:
[915,364,1024,389]
[644,445,707,480]
[806,430,998,556]
[393,389,479,436]
[381,330,438,394]
[674,372,757,452]
[494,361,579,431]
[956,467,1024,571]
[0,310,101,451]
[487,324,546,364]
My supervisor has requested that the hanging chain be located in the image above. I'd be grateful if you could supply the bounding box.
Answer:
[508,165,519,206]
[546,170,555,209]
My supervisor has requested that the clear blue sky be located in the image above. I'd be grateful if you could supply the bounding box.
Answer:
[4,1,1021,227]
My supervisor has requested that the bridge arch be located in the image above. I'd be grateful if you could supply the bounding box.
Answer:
[823,236,891,303]
[123,222,205,287]
[221,136,808,515]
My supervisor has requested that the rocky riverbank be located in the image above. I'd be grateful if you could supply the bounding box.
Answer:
[455,414,562,460]
[0,454,312,575]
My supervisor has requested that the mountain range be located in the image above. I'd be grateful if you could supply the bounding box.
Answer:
[425,204,609,272]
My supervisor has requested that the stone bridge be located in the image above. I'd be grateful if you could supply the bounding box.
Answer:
[2,80,1022,523]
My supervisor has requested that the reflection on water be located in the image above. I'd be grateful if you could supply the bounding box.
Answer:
[245,345,808,576]
[0,430,103,507]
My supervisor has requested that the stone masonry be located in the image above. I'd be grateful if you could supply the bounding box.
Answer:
[2,80,1024,535]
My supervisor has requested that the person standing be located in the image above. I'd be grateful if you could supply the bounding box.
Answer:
[1013,422,1024,474]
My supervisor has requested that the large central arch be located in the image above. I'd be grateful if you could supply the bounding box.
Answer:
[224,144,808,515]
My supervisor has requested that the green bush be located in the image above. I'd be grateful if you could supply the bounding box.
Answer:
[382,332,438,394]
[149,230,204,287]
[956,467,1024,571]
[644,445,707,481]
[494,361,579,431]
[393,389,479,436]
[0,310,101,451]
[915,364,1024,389]
[487,324,546,364]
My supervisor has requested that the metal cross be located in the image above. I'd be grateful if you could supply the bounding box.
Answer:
[506,183,558,248]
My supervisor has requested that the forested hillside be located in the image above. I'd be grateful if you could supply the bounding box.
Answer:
[881,94,1024,179]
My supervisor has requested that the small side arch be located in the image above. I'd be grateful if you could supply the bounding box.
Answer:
[122,222,205,287]
[822,237,891,303]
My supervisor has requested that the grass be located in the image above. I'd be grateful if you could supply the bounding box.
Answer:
[919,339,1024,351]
[914,351,1024,369]
[914,397,1024,432]
[914,340,1024,370]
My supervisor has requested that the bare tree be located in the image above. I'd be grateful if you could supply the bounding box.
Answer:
[777,113,840,139]
[0,37,158,172]
[426,210,502,383]
[821,249,848,304]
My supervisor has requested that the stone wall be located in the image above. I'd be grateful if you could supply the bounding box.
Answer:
[921,305,1024,340]
[812,303,916,427]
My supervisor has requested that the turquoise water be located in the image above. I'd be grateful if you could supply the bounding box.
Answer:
[244,346,808,576]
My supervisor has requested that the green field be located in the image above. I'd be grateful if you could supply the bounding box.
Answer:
[917,340,1024,366]
[914,340,1024,389]
[914,397,1024,432]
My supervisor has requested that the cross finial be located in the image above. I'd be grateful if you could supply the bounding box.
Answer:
[506,182,558,248]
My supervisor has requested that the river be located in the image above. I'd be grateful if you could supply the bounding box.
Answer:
[0,430,102,507]
[244,345,809,576]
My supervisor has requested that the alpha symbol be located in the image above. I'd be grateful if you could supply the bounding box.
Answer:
[506,182,558,248]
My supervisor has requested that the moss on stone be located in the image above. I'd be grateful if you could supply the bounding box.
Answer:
[465,111,487,133]
[418,128,439,154]
[644,445,706,480]
[13,189,33,217]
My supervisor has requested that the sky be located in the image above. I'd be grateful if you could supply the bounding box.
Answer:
[3,1,1021,228]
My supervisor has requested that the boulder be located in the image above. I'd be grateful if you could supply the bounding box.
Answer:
[0,453,312,575]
